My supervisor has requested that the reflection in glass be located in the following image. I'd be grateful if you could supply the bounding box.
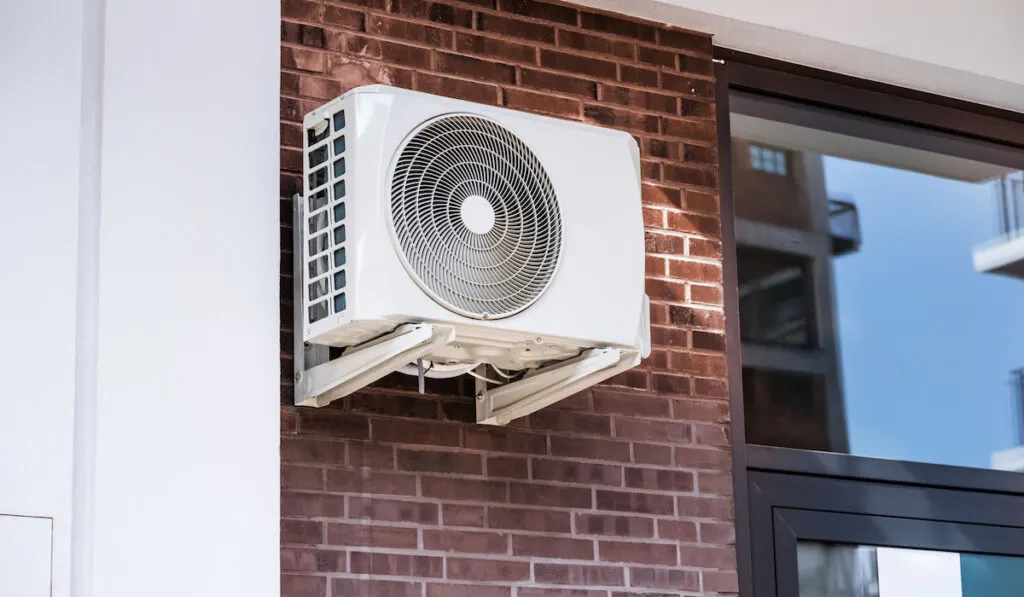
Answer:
[798,542,1024,597]
[731,98,1024,470]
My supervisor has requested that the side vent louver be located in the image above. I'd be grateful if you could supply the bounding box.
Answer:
[304,108,347,325]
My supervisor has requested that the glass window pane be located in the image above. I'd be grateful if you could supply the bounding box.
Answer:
[798,542,1024,597]
[731,95,1024,470]
[738,247,815,348]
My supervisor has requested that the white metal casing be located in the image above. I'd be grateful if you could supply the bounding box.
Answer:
[301,85,647,371]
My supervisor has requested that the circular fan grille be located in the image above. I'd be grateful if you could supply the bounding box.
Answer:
[389,114,563,319]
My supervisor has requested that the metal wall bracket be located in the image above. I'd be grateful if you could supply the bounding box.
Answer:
[295,323,456,408]
[476,348,641,426]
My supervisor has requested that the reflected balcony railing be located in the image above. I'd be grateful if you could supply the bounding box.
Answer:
[973,176,1024,278]
[828,197,861,256]
[1013,368,1024,446]
[998,178,1024,241]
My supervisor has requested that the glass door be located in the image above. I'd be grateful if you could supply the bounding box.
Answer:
[749,470,1024,597]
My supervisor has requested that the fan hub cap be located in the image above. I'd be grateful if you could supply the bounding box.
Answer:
[460,195,496,235]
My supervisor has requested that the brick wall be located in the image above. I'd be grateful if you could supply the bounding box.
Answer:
[279,1,733,595]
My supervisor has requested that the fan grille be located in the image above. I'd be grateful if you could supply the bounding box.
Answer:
[389,114,562,319]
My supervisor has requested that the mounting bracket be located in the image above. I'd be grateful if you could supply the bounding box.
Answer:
[475,347,642,426]
[295,323,456,407]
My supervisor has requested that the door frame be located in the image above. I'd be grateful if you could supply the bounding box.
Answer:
[714,50,1024,597]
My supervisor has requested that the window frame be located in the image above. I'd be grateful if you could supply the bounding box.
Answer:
[715,49,1024,597]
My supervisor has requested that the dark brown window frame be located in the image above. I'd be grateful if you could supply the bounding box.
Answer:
[715,49,1024,597]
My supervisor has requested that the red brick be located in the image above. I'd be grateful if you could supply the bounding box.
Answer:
[662,73,715,100]
[296,74,343,100]
[691,283,723,305]
[551,436,631,462]
[643,137,682,160]
[647,278,685,303]
[679,545,736,569]
[676,495,732,519]
[679,53,714,76]
[512,535,594,559]
[642,185,683,209]
[397,449,482,474]
[637,45,677,68]
[465,427,547,454]
[606,369,650,390]
[684,190,719,213]
[676,446,730,470]
[541,50,618,80]
[704,570,740,593]
[282,492,345,517]
[532,458,622,486]
[662,117,716,145]
[283,0,324,21]
[672,399,728,423]
[497,0,578,25]
[621,64,659,87]
[282,519,324,544]
[670,352,726,377]
[584,105,660,134]
[447,557,531,582]
[456,33,537,63]
[281,548,318,572]
[282,409,299,433]
[558,29,634,59]
[596,490,675,515]
[700,521,736,545]
[535,563,625,586]
[436,52,516,83]
[697,470,733,496]
[310,549,346,573]
[488,507,572,533]
[667,259,721,283]
[601,85,678,115]
[334,579,420,597]
[282,574,326,597]
[390,0,473,27]
[348,392,442,420]
[614,417,690,442]
[366,13,453,48]
[641,159,661,180]
[646,254,667,276]
[348,441,396,468]
[327,522,419,548]
[645,232,685,255]
[478,13,555,43]
[657,518,698,542]
[348,497,439,523]
[282,22,326,48]
[323,4,364,30]
[529,410,611,436]
[630,567,700,590]
[581,11,655,41]
[520,590,607,597]
[351,551,443,577]
[326,468,417,495]
[416,72,500,105]
[599,540,677,565]
[664,163,717,187]
[681,98,716,119]
[651,327,689,349]
[282,46,327,74]
[282,465,324,490]
[371,419,460,446]
[427,584,512,597]
[443,503,486,527]
[634,443,673,466]
[668,305,724,329]
[424,529,508,554]
[688,237,722,258]
[624,467,694,492]
[422,476,509,502]
[521,68,597,98]
[575,513,655,538]
[684,143,718,165]
[488,455,529,479]
[299,410,369,439]
[504,88,581,118]
[510,482,592,508]
[668,212,721,236]
[652,372,692,396]
[659,28,713,55]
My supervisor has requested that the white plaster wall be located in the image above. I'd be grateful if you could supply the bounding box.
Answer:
[0,0,84,594]
[89,0,280,595]
[572,0,1024,112]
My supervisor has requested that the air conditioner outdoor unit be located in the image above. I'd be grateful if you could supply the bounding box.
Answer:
[294,85,650,425]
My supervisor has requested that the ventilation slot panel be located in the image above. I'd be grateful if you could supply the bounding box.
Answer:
[304,107,348,324]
